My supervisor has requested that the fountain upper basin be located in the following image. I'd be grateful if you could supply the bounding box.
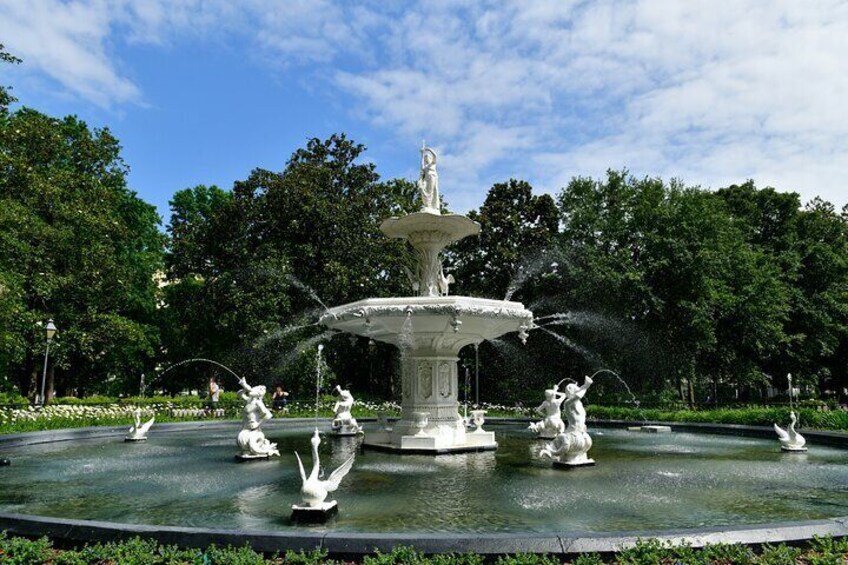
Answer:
[320,296,533,352]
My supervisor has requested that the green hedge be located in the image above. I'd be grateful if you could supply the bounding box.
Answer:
[0,533,846,564]
[589,405,848,431]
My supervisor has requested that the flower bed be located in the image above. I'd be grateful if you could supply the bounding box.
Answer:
[0,399,403,435]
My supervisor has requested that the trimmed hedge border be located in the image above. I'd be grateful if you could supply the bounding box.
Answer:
[0,418,845,558]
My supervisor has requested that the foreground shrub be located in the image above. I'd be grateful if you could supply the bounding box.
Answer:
[0,534,846,564]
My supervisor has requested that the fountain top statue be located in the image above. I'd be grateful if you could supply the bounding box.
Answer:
[418,145,440,214]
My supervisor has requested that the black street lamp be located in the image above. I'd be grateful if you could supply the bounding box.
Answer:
[38,319,57,405]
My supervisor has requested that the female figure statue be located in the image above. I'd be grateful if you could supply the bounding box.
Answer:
[418,147,440,213]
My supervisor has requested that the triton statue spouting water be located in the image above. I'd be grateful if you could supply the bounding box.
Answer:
[320,144,534,454]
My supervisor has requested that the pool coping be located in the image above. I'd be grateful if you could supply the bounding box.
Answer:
[0,418,846,556]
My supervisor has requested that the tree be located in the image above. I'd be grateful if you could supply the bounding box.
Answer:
[161,135,418,397]
[531,171,793,404]
[0,108,164,398]
[718,183,848,398]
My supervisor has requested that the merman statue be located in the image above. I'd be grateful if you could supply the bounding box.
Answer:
[540,376,595,467]
[528,384,567,439]
[235,377,280,459]
[331,385,363,436]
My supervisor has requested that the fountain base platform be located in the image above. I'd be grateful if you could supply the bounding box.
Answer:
[330,431,362,438]
[290,501,338,524]
[553,459,596,469]
[781,446,808,453]
[363,430,497,455]
[234,454,275,462]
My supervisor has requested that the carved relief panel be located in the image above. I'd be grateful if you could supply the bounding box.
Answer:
[418,361,433,399]
[438,362,452,398]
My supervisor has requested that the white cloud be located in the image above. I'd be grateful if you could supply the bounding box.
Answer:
[0,0,140,107]
[3,0,847,209]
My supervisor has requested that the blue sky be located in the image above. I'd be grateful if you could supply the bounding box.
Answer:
[2,1,847,224]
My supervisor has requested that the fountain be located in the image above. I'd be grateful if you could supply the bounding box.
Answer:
[775,411,807,452]
[773,373,807,452]
[320,145,534,453]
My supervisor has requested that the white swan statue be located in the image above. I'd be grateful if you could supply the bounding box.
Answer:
[293,429,355,511]
[125,407,155,441]
[774,410,807,452]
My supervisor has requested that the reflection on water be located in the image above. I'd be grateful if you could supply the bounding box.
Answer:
[0,422,847,534]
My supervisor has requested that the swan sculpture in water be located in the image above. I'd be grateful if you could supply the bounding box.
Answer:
[774,410,807,452]
[126,407,155,441]
[295,429,355,508]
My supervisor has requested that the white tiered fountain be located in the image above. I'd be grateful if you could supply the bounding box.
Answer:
[320,146,533,454]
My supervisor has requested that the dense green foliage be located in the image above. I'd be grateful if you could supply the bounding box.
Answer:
[0,533,846,564]
[158,136,418,395]
[473,172,848,405]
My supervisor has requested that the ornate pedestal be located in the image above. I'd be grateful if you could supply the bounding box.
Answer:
[321,296,532,454]
[366,353,496,453]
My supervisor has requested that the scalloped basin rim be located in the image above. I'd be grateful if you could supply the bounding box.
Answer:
[380,213,481,241]
[319,296,534,345]
[320,296,533,321]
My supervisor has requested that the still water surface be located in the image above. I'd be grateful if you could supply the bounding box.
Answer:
[1,422,846,533]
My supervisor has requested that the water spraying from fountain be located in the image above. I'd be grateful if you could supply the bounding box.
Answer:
[503,249,565,302]
[287,274,331,313]
[397,310,415,356]
[279,331,335,369]
[556,377,578,388]
[152,358,243,386]
[533,325,600,364]
[315,344,324,430]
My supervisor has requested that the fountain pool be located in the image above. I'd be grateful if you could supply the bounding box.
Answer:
[1,421,847,536]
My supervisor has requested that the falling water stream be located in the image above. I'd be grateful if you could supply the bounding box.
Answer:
[149,358,243,388]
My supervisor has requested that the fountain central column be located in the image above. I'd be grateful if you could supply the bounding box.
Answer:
[390,345,482,450]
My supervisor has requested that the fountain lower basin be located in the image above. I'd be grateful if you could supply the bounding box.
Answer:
[1,419,847,556]
[321,296,532,453]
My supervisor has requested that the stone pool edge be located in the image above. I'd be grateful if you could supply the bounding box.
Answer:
[0,418,845,556]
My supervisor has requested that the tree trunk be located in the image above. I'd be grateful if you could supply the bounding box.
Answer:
[28,365,39,401]
[687,379,695,408]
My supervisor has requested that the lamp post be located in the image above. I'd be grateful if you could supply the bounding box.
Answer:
[38,319,57,406]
